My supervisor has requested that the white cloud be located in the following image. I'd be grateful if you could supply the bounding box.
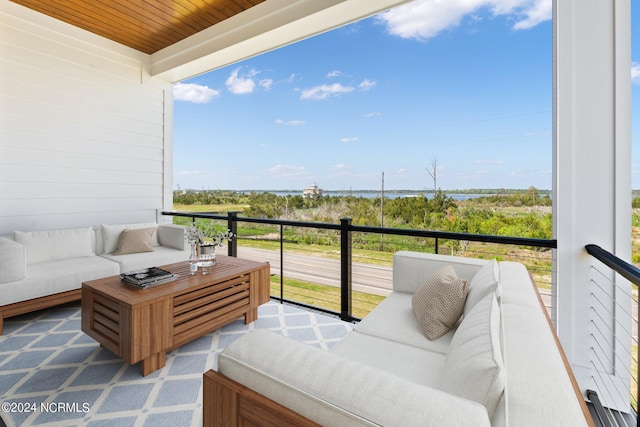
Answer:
[173,83,220,104]
[632,62,640,85]
[340,137,359,143]
[226,67,256,94]
[300,83,354,100]
[275,119,306,126]
[223,68,292,93]
[377,0,475,41]
[510,170,529,178]
[359,79,376,91]
[268,164,306,177]
[511,0,552,30]
[327,70,343,78]
[376,0,552,41]
[260,79,274,90]
[365,112,382,118]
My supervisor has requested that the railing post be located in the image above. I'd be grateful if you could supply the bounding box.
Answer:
[280,224,284,301]
[340,218,353,321]
[227,212,238,257]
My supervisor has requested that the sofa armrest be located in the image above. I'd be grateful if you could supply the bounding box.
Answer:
[157,224,186,250]
[0,238,26,284]
[218,330,490,427]
[393,251,487,293]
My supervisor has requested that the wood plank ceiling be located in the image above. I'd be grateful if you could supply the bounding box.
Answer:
[10,0,266,54]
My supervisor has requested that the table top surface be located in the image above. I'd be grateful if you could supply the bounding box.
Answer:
[82,255,269,305]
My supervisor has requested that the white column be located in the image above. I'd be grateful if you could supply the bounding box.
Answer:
[162,83,175,220]
[554,0,632,412]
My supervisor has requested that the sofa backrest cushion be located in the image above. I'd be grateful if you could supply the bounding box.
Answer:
[437,293,505,418]
[14,227,95,265]
[392,251,486,294]
[412,265,469,340]
[101,223,159,254]
[463,259,500,316]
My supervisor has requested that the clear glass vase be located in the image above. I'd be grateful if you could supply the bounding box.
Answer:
[199,244,216,274]
[188,243,198,275]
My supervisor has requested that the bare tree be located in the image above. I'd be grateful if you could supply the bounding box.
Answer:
[426,157,440,192]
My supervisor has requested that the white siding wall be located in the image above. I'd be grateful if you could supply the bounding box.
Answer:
[0,1,173,235]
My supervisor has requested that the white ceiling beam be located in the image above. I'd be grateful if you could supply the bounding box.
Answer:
[150,0,412,83]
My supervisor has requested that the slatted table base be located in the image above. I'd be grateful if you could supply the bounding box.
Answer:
[81,257,270,376]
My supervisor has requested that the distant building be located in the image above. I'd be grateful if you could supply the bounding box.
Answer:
[302,183,323,199]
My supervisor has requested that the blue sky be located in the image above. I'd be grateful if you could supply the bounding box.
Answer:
[173,0,640,192]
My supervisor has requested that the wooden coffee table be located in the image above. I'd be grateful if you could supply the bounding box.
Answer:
[81,256,270,376]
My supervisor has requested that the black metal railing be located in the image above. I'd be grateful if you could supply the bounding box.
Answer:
[163,210,556,322]
[585,244,639,427]
[586,245,640,287]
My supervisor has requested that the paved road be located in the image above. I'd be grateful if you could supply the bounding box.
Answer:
[237,247,393,296]
[236,247,557,305]
[237,247,640,338]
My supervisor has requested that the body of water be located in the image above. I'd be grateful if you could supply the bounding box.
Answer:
[244,190,494,200]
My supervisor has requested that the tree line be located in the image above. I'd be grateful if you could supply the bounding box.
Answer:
[174,188,554,240]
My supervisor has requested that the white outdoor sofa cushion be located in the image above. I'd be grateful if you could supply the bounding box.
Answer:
[0,222,189,334]
[0,238,25,283]
[210,251,590,427]
[98,223,188,272]
[219,329,491,427]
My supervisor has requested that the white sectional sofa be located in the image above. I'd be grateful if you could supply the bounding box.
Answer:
[0,222,189,334]
[204,251,592,426]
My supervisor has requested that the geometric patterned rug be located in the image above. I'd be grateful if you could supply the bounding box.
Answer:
[0,301,353,427]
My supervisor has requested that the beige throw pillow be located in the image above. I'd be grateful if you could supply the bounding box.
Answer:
[112,228,155,255]
[102,222,158,253]
[412,265,469,340]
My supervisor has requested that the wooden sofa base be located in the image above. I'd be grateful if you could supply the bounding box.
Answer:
[203,370,319,427]
[0,289,81,335]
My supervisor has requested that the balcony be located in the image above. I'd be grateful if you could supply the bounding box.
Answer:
[162,210,638,425]
[0,0,634,426]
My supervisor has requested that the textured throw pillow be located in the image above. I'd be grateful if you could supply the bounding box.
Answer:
[412,265,469,340]
[102,222,158,254]
[112,228,155,255]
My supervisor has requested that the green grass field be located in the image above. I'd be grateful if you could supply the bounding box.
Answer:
[270,275,385,319]
[172,203,249,213]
